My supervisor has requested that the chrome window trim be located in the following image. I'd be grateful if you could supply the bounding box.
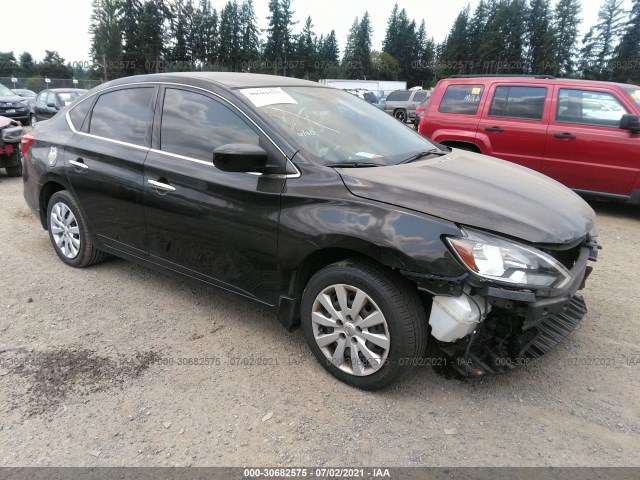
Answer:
[65,80,301,178]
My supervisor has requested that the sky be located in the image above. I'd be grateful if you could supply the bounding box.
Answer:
[2,0,609,66]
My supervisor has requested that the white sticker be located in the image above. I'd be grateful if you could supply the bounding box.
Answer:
[240,87,298,107]
[355,152,382,159]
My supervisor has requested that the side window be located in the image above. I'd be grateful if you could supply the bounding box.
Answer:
[68,98,93,131]
[36,92,46,104]
[387,91,412,102]
[413,91,428,102]
[89,87,154,146]
[557,89,628,127]
[489,86,547,120]
[160,88,259,161]
[439,85,484,115]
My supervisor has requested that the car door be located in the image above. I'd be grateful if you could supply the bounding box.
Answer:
[65,85,156,256]
[476,84,549,171]
[143,86,285,304]
[33,91,49,121]
[542,86,638,196]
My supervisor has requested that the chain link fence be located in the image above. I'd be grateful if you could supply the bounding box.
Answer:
[0,77,103,93]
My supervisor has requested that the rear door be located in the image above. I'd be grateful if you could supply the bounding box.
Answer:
[65,85,156,256]
[143,86,285,304]
[476,84,549,171]
[542,86,638,196]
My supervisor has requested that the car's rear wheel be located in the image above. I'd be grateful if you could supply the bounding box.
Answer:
[47,191,107,268]
[301,260,427,390]
[394,109,407,123]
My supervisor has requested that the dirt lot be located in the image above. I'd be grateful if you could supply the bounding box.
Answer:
[1,169,639,467]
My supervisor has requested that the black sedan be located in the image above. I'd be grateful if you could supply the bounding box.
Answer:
[22,73,599,389]
[30,88,87,126]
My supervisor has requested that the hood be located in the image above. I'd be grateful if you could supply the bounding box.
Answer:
[0,95,28,106]
[339,150,596,245]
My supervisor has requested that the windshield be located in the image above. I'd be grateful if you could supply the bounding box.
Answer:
[0,83,15,96]
[625,87,640,108]
[240,86,436,166]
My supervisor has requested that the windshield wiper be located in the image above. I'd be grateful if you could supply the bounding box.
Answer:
[329,162,381,168]
[400,148,448,164]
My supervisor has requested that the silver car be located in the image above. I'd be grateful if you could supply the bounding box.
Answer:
[384,89,430,123]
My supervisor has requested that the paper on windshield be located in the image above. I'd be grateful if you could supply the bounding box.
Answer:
[240,87,298,107]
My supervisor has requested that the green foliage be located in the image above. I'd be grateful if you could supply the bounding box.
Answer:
[553,0,582,76]
[611,0,640,83]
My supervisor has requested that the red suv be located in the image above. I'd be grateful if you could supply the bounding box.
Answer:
[419,75,640,203]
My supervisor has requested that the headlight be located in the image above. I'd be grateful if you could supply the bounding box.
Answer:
[446,228,572,289]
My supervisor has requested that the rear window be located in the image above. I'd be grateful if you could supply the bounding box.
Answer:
[489,86,547,120]
[387,91,412,102]
[439,85,484,115]
[89,87,154,146]
[68,98,93,131]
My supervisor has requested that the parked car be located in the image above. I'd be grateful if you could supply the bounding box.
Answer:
[418,75,640,203]
[31,88,87,126]
[22,72,599,389]
[377,95,387,110]
[12,88,37,109]
[0,116,24,176]
[0,83,30,125]
[384,89,430,123]
[345,89,379,104]
[413,95,432,130]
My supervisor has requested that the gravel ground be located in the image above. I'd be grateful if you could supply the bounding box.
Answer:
[0,167,639,467]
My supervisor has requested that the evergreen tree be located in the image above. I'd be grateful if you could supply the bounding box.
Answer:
[294,16,317,78]
[192,0,218,67]
[342,13,373,79]
[219,1,242,70]
[89,0,124,80]
[438,5,471,76]
[120,0,144,75]
[580,0,627,79]
[19,52,35,74]
[382,6,419,83]
[526,0,556,74]
[240,0,261,69]
[611,0,640,83]
[553,0,582,76]
[169,0,194,68]
[264,0,296,74]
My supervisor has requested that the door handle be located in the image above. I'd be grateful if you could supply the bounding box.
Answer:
[553,132,576,139]
[69,159,88,170]
[485,126,504,132]
[148,179,176,193]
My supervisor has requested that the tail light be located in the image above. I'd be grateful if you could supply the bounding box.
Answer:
[21,134,35,158]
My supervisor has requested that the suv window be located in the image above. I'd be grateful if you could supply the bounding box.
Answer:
[387,91,412,102]
[557,89,628,127]
[489,86,546,120]
[439,85,484,115]
[413,91,429,102]
[89,87,154,146]
[160,88,259,161]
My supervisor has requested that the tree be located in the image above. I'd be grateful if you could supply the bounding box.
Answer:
[138,0,170,73]
[168,0,195,68]
[240,0,261,69]
[38,50,73,78]
[293,16,317,78]
[219,1,242,70]
[0,52,19,76]
[120,0,144,75]
[580,0,627,80]
[382,6,420,83]
[192,0,218,67]
[526,0,557,74]
[553,0,582,76]
[19,52,35,74]
[89,0,123,80]
[264,0,296,74]
[342,13,373,79]
[611,0,640,83]
[438,5,471,76]
[316,30,340,78]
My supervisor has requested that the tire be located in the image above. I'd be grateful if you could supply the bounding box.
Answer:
[301,259,427,390]
[394,109,407,123]
[46,191,107,268]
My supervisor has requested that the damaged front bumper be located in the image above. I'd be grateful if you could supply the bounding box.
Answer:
[403,235,600,377]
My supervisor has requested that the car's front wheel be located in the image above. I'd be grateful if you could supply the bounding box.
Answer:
[46,191,106,268]
[301,260,427,390]
[394,109,407,123]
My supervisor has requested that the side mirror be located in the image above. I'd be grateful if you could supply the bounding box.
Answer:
[46,102,58,109]
[213,143,269,173]
[620,114,640,134]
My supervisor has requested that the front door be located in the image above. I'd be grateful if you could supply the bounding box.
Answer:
[143,87,285,304]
